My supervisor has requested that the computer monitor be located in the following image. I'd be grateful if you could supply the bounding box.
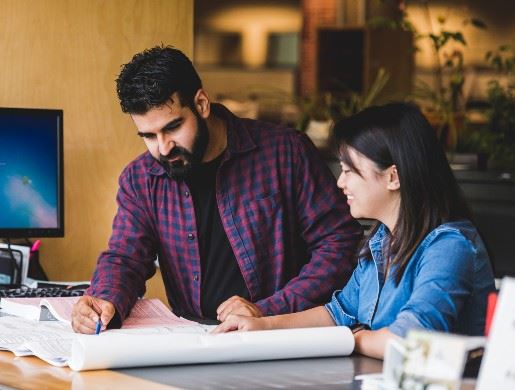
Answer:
[0,107,64,238]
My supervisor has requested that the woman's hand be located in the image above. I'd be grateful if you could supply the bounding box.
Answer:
[213,306,336,334]
[353,327,399,359]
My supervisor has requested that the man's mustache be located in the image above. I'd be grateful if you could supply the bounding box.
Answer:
[160,147,191,162]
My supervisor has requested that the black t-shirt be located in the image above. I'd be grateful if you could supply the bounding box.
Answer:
[186,153,250,319]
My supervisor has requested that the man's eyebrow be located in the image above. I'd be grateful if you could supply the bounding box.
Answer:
[161,117,183,130]
[137,117,183,136]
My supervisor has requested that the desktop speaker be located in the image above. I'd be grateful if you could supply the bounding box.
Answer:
[0,248,22,286]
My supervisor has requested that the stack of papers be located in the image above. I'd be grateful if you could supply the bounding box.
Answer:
[0,297,355,371]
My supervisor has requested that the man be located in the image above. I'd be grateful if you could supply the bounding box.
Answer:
[71,46,362,333]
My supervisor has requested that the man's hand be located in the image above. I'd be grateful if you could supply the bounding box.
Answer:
[216,295,263,322]
[212,314,269,333]
[71,295,115,334]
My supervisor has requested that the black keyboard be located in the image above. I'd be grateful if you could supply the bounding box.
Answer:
[0,286,86,298]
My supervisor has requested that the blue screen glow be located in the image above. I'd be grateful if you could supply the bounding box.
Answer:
[0,111,60,229]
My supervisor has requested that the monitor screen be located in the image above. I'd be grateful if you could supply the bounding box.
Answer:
[0,107,64,238]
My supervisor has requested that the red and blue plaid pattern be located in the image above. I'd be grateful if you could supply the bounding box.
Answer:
[87,104,362,319]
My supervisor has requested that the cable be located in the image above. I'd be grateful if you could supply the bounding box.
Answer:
[6,238,22,286]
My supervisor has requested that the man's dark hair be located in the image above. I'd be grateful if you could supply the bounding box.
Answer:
[116,45,202,114]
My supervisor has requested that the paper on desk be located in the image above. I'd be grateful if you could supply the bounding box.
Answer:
[0,311,218,370]
[0,296,79,322]
[1,297,190,328]
[0,315,213,369]
[0,316,74,357]
[2,301,354,371]
[68,326,355,371]
[110,324,215,335]
[119,299,196,328]
[40,296,80,323]
[0,297,42,320]
[23,338,73,367]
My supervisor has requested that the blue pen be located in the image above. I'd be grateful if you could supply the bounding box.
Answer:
[95,319,102,335]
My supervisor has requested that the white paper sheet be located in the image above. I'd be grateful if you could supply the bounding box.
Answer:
[23,338,73,367]
[1,297,192,327]
[0,316,75,360]
[0,297,42,320]
[1,303,355,371]
[0,316,72,345]
[68,326,354,371]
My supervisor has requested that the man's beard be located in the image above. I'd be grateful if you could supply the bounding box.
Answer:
[158,111,209,181]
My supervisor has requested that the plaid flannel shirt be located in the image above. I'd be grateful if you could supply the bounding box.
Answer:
[87,104,362,320]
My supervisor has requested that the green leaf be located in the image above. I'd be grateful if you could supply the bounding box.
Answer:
[493,57,502,71]
[471,18,487,29]
[429,33,439,42]
[452,32,467,46]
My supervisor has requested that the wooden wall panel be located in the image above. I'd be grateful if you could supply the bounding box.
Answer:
[0,0,193,302]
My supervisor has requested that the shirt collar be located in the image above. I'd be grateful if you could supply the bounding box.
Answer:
[212,103,257,158]
[368,224,387,254]
[145,103,257,177]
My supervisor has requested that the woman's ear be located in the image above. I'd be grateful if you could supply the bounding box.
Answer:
[194,89,210,118]
[386,165,400,191]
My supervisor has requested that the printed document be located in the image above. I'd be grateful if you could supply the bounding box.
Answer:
[0,297,355,371]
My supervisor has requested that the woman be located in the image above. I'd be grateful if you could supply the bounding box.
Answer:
[213,102,496,359]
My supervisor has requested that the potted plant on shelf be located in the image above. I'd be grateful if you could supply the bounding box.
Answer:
[298,68,390,151]
[462,45,515,171]
[412,10,486,153]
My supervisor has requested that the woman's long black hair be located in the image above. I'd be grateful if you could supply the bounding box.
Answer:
[333,102,472,283]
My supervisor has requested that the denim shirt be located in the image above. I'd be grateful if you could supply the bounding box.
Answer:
[325,221,495,337]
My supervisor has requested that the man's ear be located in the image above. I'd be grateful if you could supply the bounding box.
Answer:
[194,89,210,119]
[386,165,400,191]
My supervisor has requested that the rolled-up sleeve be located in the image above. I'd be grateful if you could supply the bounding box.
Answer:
[325,259,364,326]
[388,231,475,337]
[86,168,158,320]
